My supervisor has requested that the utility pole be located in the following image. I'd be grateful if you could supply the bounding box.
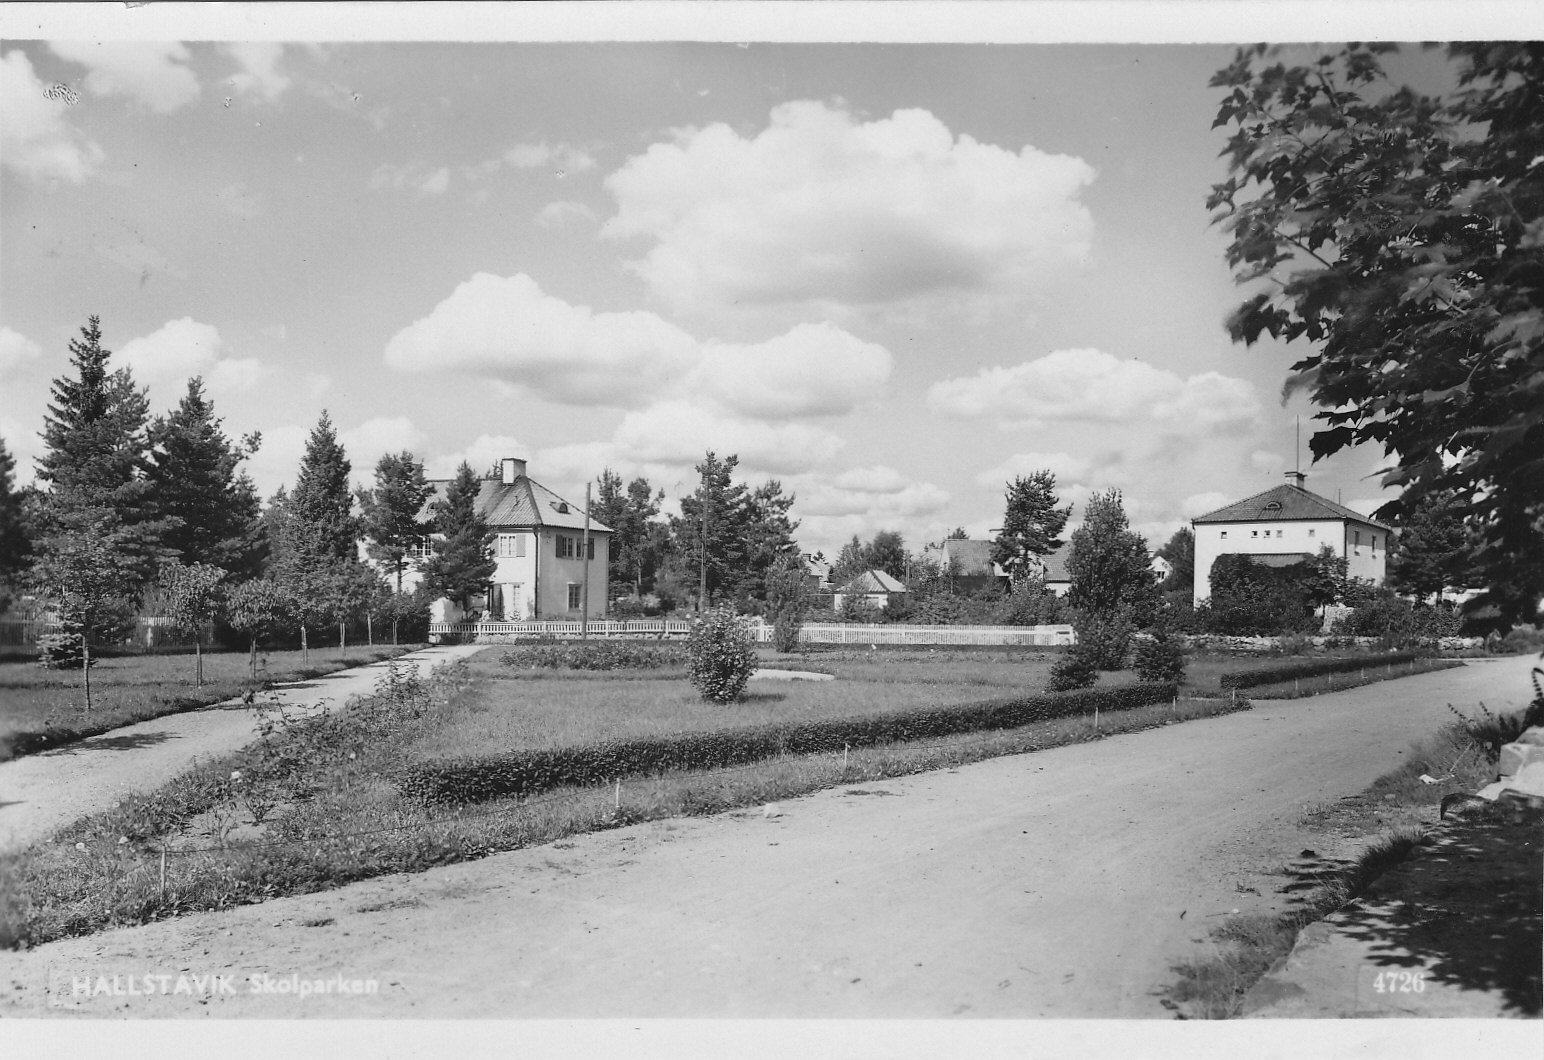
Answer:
[581,482,592,640]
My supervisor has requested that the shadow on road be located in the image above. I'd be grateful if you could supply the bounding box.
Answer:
[1332,811,1543,1016]
[47,730,178,755]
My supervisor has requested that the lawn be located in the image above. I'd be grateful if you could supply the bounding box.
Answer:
[0,644,420,760]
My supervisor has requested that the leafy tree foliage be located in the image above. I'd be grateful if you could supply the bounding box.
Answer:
[1134,627,1188,684]
[1155,527,1195,595]
[686,606,758,703]
[359,451,432,595]
[999,573,1068,626]
[992,471,1071,584]
[225,579,293,680]
[1209,43,1544,628]
[1199,548,1346,636]
[1046,644,1099,692]
[0,435,32,612]
[673,452,751,609]
[1387,489,1479,604]
[742,479,801,601]
[1066,489,1156,668]
[767,554,808,653]
[159,561,227,685]
[828,530,906,588]
[146,378,265,578]
[420,462,495,615]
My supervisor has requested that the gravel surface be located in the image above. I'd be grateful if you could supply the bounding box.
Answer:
[1,653,1537,1019]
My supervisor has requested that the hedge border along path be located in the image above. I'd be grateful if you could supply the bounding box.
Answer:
[397,683,1180,806]
[1218,651,1423,691]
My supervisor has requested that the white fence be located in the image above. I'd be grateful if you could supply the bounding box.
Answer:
[427,619,1074,647]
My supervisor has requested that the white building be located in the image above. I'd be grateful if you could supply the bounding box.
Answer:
[393,457,612,622]
[1191,471,1390,604]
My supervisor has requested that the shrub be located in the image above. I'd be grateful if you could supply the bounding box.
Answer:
[38,622,91,671]
[501,640,686,671]
[396,682,1181,805]
[1072,610,1133,670]
[686,607,757,703]
[1218,651,1423,690]
[1046,644,1099,691]
[1134,628,1187,684]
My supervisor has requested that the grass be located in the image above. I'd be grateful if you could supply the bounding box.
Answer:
[0,655,1244,949]
[0,644,421,761]
[1165,708,1517,1019]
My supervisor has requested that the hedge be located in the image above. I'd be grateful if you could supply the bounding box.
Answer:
[501,640,687,671]
[397,682,1179,805]
[1218,651,1423,690]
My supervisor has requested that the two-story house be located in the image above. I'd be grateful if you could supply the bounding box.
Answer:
[394,457,612,622]
[1191,471,1390,604]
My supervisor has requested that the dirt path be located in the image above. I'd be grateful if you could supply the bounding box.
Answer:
[0,644,487,853]
[2,654,1536,1019]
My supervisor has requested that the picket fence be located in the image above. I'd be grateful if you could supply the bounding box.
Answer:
[427,619,1075,647]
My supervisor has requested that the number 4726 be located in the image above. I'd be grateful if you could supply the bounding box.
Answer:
[1373,970,1427,993]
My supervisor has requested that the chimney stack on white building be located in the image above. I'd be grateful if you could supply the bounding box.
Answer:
[501,457,527,484]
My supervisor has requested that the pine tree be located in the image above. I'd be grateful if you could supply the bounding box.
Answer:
[592,469,664,600]
[1387,490,1478,605]
[421,462,495,615]
[359,451,432,596]
[146,378,265,578]
[992,471,1071,585]
[673,452,751,610]
[742,479,800,603]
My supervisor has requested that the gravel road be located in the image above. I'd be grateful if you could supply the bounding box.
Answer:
[2,653,1537,1019]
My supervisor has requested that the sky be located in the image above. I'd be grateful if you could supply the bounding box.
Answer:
[0,3,1516,559]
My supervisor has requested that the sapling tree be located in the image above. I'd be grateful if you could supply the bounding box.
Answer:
[686,606,757,703]
[226,579,293,681]
[160,561,228,685]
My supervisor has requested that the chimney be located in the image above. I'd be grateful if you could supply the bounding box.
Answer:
[1284,470,1306,489]
[501,457,526,484]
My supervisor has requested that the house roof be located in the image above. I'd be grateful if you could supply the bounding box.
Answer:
[422,475,613,534]
[925,538,1005,578]
[1191,484,1391,531]
[1039,543,1072,584]
[837,569,907,594]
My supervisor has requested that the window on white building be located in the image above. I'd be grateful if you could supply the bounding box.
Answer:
[567,583,582,610]
[1220,531,1228,539]
[496,534,523,558]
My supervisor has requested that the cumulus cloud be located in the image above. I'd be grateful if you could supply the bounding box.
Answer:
[242,423,311,499]
[117,318,271,403]
[221,42,289,100]
[0,326,42,377]
[503,141,597,174]
[370,162,451,197]
[423,433,527,480]
[972,451,1094,489]
[340,416,430,488]
[691,323,892,419]
[610,402,845,477]
[534,200,597,229]
[1,49,104,184]
[1181,492,1233,519]
[927,348,1263,436]
[1250,450,1285,474]
[48,41,200,114]
[383,273,700,408]
[602,100,1094,319]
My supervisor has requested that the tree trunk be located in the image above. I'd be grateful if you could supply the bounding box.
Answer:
[340,619,347,658]
[301,623,308,667]
[195,636,204,686]
[392,615,399,646]
[82,634,92,714]
[367,611,373,646]
[249,637,258,681]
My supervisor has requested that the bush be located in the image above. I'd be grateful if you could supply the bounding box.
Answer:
[1219,651,1423,690]
[686,607,758,703]
[396,682,1180,805]
[501,640,686,671]
[37,622,91,671]
[1134,628,1187,684]
[1072,610,1133,670]
[1046,644,1099,691]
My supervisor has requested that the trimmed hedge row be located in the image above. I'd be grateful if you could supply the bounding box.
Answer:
[397,682,1179,805]
[1218,651,1423,690]
[501,640,687,671]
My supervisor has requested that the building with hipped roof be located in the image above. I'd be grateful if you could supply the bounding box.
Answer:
[1190,471,1390,604]
[390,457,611,622]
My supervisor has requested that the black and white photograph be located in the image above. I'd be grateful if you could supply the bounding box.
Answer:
[0,2,1540,1056]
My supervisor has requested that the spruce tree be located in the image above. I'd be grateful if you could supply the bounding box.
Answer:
[673,452,751,610]
[359,451,432,595]
[0,435,32,611]
[421,462,495,615]
[35,316,168,596]
[288,411,356,561]
[146,377,265,578]
[1065,489,1157,669]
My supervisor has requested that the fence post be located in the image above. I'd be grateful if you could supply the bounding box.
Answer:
[614,778,621,810]
[159,843,168,899]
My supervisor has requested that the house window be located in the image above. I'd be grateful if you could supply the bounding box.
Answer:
[556,535,574,559]
[406,536,434,560]
[1220,531,1227,539]
[1276,529,1283,538]
[496,533,525,558]
[567,583,582,610]
[1251,530,1258,538]
[1308,528,1316,538]
[1354,530,1361,545]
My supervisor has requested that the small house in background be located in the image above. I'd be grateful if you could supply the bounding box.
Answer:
[1190,471,1391,604]
[920,538,1010,595]
[1035,543,1074,596]
[833,570,909,613]
[801,553,832,592]
[392,457,612,623]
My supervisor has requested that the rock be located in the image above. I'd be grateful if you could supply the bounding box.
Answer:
[1497,740,1544,778]
[762,803,783,819]
[1498,761,1544,800]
